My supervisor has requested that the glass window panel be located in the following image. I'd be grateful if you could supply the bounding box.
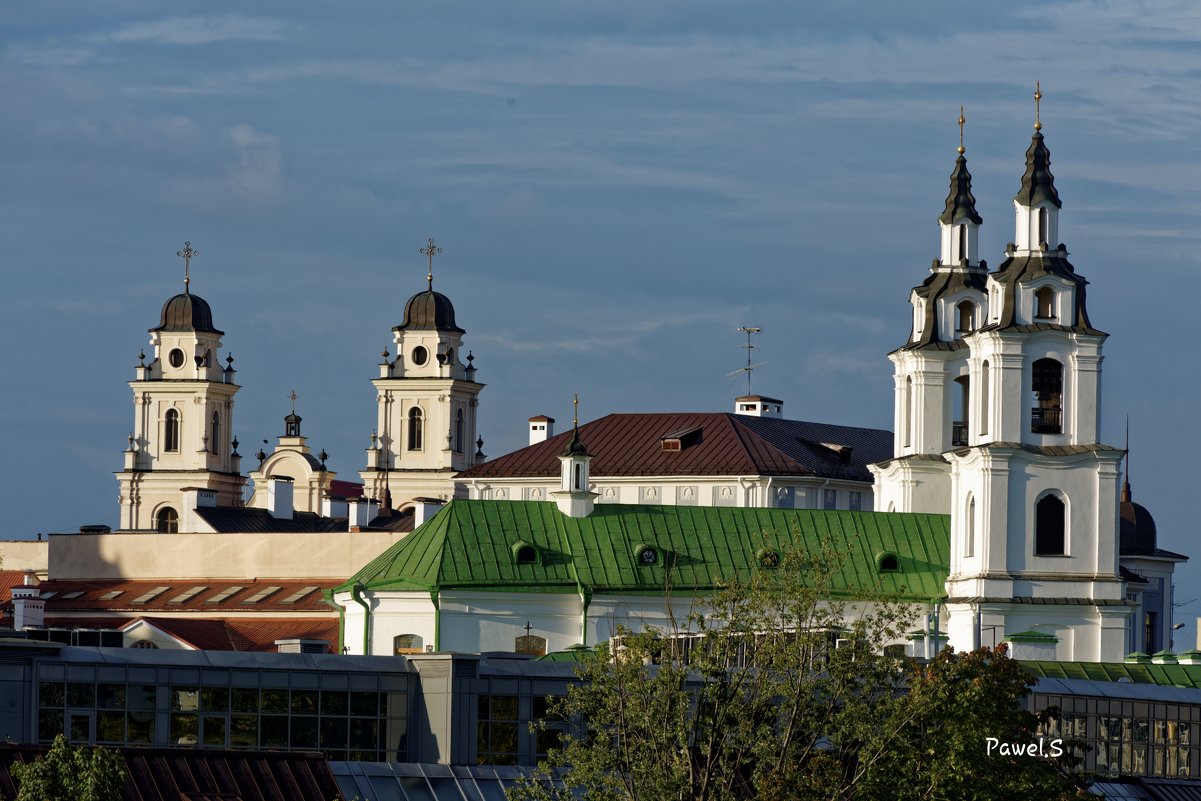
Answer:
[127,685,156,711]
[490,722,518,755]
[230,715,257,748]
[321,690,348,716]
[477,722,488,758]
[399,777,436,801]
[291,716,319,748]
[38,709,64,742]
[127,711,155,744]
[171,687,199,712]
[261,715,288,747]
[202,687,229,713]
[386,692,407,720]
[202,715,227,748]
[350,691,377,717]
[490,696,518,721]
[386,718,409,761]
[350,718,378,750]
[321,716,348,750]
[68,713,91,743]
[261,689,289,715]
[232,688,259,713]
[97,711,124,743]
[97,684,125,710]
[478,695,489,720]
[171,713,199,745]
[291,689,318,715]
[39,682,65,707]
[1135,720,1149,743]
[67,682,95,708]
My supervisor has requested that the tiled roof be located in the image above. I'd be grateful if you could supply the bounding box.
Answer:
[36,616,338,652]
[1022,661,1201,689]
[30,579,335,613]
[457,413,893,483]
[0,744,341,801]
[341,500,950,601]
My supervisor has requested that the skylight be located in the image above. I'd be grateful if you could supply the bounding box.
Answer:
[167,586,208,604]
[204,586,245,604]
[98,591,123,601]
[279,586,320,604]
[59,591,85,600]
[130,586,172,604]
[239,586,283,605]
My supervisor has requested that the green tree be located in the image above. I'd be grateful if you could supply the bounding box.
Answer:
[8,734,125,801]
[510,544,1087,801]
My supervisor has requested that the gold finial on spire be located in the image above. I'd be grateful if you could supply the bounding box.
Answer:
[419,237,443,290]
[176,241,198,293]
[957,106,966,155]
[572,393,579,429]
[1034,81,1042,131]
[289,390,298,414]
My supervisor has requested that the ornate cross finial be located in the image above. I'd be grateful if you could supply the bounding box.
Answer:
[419,237,443,289]
[1034,81,1042,131]
[958,106,966,155]
[289,390,298,413]
[572,393,579,429]
[524,621,533,637]
[177,241,198,293]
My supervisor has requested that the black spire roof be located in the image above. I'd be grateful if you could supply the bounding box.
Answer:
[562,428,590,457]
[1014,131,1062,209]
[939,154,983,226]
[395,289,464,334]
[151,292,223,335]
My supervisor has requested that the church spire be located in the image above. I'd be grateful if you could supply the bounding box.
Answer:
[937,107,982,267]
[1015,83,1062,211]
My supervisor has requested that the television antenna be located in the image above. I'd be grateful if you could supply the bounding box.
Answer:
[727,326,764,395]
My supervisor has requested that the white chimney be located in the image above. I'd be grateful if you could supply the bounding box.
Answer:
[267,477,295,519]
[734,395,784,418]
[323,495,349,519]
[528,415,556,445]
[412,497,446,527]
[12,585,45,630]
[348,497,378,530]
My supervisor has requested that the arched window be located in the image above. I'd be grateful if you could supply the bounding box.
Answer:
[878,554,899,573]
[164,409,180,453]
[156,507,179,534]
[964,495,975,558]
[393,634,423,655]
[574,463,583,490]
[407,407,423,451]
[1035,494,1066,555]
[902,377,912,448]
[455,409,464,453]
[952,376,970,446]
[956,300,975,334]
[211,411,220,454]
[1035,286,1056,319]
[979,360,990,436]
[1037,207,1048,246]
[1031,358,1063,434]
[958,224,967,262]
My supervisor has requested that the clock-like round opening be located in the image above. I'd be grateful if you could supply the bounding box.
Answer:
[168,349,186,368]
[412,346,428,366]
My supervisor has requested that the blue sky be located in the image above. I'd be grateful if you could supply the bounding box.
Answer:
[3,3,1200,642]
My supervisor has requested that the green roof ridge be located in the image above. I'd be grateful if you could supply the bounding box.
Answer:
[1005,630,1058,643]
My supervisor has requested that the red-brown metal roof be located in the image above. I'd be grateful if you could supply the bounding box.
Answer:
[30,579,335,613]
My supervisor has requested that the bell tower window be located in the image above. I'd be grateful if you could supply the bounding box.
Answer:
[952,376,969,447]
[408,407,424,451]
[958,224,967,262]
[455,409,464,453]
[964,496,975,558]
[156,507,179,534]
[211,411,220,454]
[1035,494,1066,555]
[1031,358,1063,434]
[979,361,989,436]
[956,300,975,334]
[1038,207,1048,247]
[902,377,913,448]
[1035,286,1056,319]
[164,409,180,453]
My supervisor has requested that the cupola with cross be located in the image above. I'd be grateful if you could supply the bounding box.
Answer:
[115,242,245,532]
[361,238,485,510]
[247,391,341,515]
[551,395,598,517]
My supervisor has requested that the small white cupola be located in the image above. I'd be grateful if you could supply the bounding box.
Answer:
[938,107,983,268]
[734,395,783,418]
[551,396,597,517]
[529,415,556,445]
[1012,84,1062,255]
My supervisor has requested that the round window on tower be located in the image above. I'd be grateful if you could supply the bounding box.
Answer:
[168,348,185,368]
[412,346,428,366]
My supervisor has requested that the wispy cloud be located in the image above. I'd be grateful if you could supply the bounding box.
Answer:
[90,15,293,46]
[3,45,93,67]
[226,124,281,197]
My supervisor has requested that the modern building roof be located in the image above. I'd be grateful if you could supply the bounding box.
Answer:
[1022,660,1201,689]
[195,507,349,533]
[150,291,223,335]
[457,412,893,484]
[339,500,950,600]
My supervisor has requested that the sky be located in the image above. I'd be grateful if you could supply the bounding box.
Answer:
[2,2,1200,643]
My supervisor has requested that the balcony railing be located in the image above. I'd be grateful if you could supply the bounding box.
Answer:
[951,422,968,447]
[1031,406,1063,434]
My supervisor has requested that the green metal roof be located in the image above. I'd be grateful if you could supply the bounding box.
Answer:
[1022,661,1201,689]
[339,500,950,600]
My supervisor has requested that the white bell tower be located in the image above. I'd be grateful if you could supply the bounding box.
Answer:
[360,239,485,510]
[115,243,245,531]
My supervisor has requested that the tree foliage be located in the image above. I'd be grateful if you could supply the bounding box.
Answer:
[8,734,126,801]
[510,543,1087,801]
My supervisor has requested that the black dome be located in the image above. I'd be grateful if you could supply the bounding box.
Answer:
[1119,483,1158,555]
[395,289,464,333]
[151,292,222,334]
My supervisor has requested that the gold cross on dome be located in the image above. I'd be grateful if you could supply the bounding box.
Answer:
[289,390,298,413]
[958,106,966,155]
[419,238,443,289]
[1034,81,1043,131]
[176,241,199,293]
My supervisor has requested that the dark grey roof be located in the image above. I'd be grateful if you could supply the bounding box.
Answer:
[395,289,464,333]
[952,442,1124,457]
[1014,130,1062,209]
[981,251,1104,335]
[151,292,223,335]
[870,452,949,470]
[195,506,348,533]
[939,154,982,226]
[1121,481,1159,556]
[901,266,988,350]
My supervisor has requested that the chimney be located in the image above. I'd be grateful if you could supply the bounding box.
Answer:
[12,584,45,630]
[529,415,555,445]
[734,395,784,419]
[323,495,349,519]
[267,477,295,520]
[348,497,378,530]
[412,497,446,527]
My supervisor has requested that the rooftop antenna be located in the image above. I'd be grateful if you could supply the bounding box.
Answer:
[727,326,764,395]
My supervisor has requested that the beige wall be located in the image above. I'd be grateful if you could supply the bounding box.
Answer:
[0,540,50,575]
[48,531,405,581]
